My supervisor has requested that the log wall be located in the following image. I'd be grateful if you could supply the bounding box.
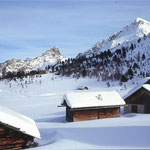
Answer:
[98,107,120,119]
[72,107,120,122]
[0,123,34,150]
[74,109,98,122]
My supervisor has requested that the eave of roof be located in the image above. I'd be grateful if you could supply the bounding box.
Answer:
[62,91,125,109]
[0,105,41,139]
[69,104,126,111]
[123,84,150,100]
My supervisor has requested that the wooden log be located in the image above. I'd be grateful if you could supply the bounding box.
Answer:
[0,123,34,150]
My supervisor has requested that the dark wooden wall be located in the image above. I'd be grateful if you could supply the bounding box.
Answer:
[66,107,120,122]
[125,88,150,113]
[0,123,34,150]
[74,109,98,122]
[66,106,73,122]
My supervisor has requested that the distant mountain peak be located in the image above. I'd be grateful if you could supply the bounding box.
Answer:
[77,18,150,57]
[134,18,150,25]
[0,46,67,77]
[42,46,61,56]
[53,46,58,49]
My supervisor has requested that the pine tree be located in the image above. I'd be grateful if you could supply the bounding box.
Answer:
[128,68,134,79]
[121,75,128,82]
[142,54,145,60]
[130,43,134,50]
[138,38,141,43]
[122,47,126,58]
[82,69,87,77]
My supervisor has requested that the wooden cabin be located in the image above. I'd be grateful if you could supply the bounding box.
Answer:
[39,70,49,74]
[0,105,41,150]
[76,86,88,90]
[61,91,125,122]
[124,84,150,114]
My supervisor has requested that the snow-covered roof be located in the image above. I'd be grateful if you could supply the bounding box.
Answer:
[62,91,125,109]
[76,86,88,90]
[123,84,150,100]
[0,105,41,139]
[138,77,150,85]
[143,84,150,92]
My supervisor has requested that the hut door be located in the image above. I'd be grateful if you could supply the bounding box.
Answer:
[132,105,137,113]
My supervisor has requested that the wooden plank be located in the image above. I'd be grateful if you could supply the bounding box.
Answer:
[70,107,120,122]
[74,110,98,122]
[0,123,34,149]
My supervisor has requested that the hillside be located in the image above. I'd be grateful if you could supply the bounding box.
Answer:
[77,18,150,57]
[56,18,150,82]
[0,46,67,78]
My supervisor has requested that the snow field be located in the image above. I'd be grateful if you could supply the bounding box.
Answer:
[0,74,150,149]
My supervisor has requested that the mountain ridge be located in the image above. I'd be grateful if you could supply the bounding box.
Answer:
[77,18,150,58]
[1,18,150,81]
[55,18,150,82]
[0,46,67,77]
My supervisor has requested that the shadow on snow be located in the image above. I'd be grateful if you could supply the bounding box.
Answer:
[35,126,150,148]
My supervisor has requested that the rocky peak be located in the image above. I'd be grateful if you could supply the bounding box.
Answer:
[5,59,23,65]
[25,58,33,62]
[78,18,150,57]
[51,46,61,55]
[95,41,100,48]
[134,18,150,26]
[132,18,150,36]
[42,46,61,56]
[0,46,67,77]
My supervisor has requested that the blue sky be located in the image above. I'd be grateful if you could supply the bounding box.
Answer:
[0,0,150,62]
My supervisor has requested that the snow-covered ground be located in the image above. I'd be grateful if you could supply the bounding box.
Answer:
[0,74,150,149]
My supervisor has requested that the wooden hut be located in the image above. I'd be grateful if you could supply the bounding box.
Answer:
[0,105,41,150]
[39,70,49,74]
[123,84,150,114]
[61,91,125,122]
[76,86,88,90]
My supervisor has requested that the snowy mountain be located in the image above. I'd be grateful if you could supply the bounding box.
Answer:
[77,18,150,57]
[0,46,67,77]
[56,18,150,82]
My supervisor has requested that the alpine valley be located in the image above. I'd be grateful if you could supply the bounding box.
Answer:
[1,18,150,150]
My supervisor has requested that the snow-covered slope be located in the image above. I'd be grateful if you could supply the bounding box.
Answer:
[0,74,150,149]
[0,46,67,77]
[77,18,150,57]
[60,18,150,81]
